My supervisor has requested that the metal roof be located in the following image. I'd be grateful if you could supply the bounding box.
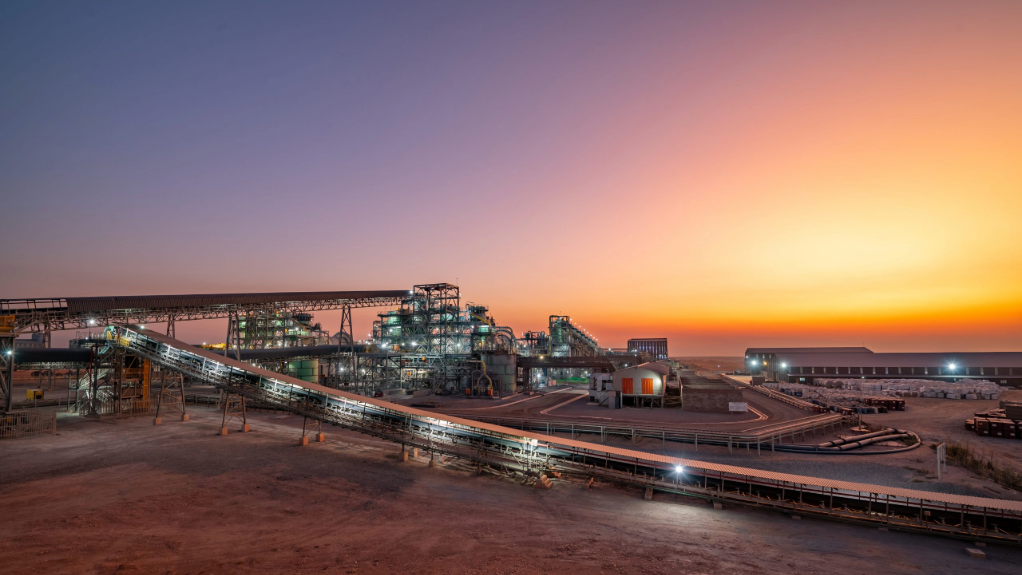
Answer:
[208,344,367,360]
[777,351,1022,368]
[65,290,409,314]
[747,347,872,355]
[616,362,670,376]
[13,348,92,364]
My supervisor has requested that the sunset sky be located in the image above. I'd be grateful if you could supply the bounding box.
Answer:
[2,1,1020,355]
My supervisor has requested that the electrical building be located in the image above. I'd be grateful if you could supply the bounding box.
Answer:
[589,362,668,408]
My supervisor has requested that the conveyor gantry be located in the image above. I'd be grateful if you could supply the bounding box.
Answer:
[105,325,1022,546]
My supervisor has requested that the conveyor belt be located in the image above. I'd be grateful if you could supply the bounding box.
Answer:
[0,289,408,333]
[107,326,1022,545]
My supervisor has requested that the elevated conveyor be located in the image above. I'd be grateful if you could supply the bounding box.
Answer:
[107,325,1022,545]
[1,289,408,333]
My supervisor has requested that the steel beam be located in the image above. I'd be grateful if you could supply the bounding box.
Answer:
[0,336,13,413]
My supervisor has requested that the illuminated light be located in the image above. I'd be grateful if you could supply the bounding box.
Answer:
[139,325,145,329]
[88,319,96,326]
[750,359,758,366]
[948,363,957,371]
[675,465,684,474]
[5,350,11,356]
[781,363,787,368]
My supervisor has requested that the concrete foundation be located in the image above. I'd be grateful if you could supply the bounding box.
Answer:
[299,436,309,446]
[220,427,228,436]
[316,432,325,442]
[181,414,190,422]
[153,417,162,426]
[242,423,250,432]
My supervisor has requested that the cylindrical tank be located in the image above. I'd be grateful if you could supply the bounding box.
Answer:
[288,359,320,383]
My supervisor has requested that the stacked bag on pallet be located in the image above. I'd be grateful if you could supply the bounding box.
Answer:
[766,378,1006,409]
[966,402,1022,440]
[808,378,1000,400]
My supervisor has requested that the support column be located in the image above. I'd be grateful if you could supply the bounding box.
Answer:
[153,368,188,424]
[113,350,124,415]
[338,306,354,391]
[66,369,73,411]
[299,416,324,445]
[219,389,248,434]
[224,312,243,361]
[0,334,14,413]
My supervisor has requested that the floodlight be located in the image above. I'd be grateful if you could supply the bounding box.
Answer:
[675,465,684,473]
[948,363,956,371]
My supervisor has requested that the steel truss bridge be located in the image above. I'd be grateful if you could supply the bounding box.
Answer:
[0,290,408,334]
[104,325,1021,546]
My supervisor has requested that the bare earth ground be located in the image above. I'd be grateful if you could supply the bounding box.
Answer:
[676,357,745,373]
[2,407,1021,574]
[409,386,795,430]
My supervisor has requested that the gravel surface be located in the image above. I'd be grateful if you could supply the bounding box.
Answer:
[2,407,1021,574]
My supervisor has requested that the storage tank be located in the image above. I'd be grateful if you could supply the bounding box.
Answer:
[289,359,320,383]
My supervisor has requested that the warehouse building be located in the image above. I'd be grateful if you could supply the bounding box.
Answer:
[745,347,1022,387]
[627,338,669,359]
[745,347,871,374]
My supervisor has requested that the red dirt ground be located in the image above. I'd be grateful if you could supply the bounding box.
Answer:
[1,407,1020,575]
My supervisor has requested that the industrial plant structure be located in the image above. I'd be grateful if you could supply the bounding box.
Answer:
[0,284,645,412]
[628,338,669,359]
[4,289,1022,547]
[746,347,1022,387]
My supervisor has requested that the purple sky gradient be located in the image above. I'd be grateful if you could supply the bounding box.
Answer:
[3,1,1021,354]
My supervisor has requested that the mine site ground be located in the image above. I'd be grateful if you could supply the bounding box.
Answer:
[3,377,1022,574]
